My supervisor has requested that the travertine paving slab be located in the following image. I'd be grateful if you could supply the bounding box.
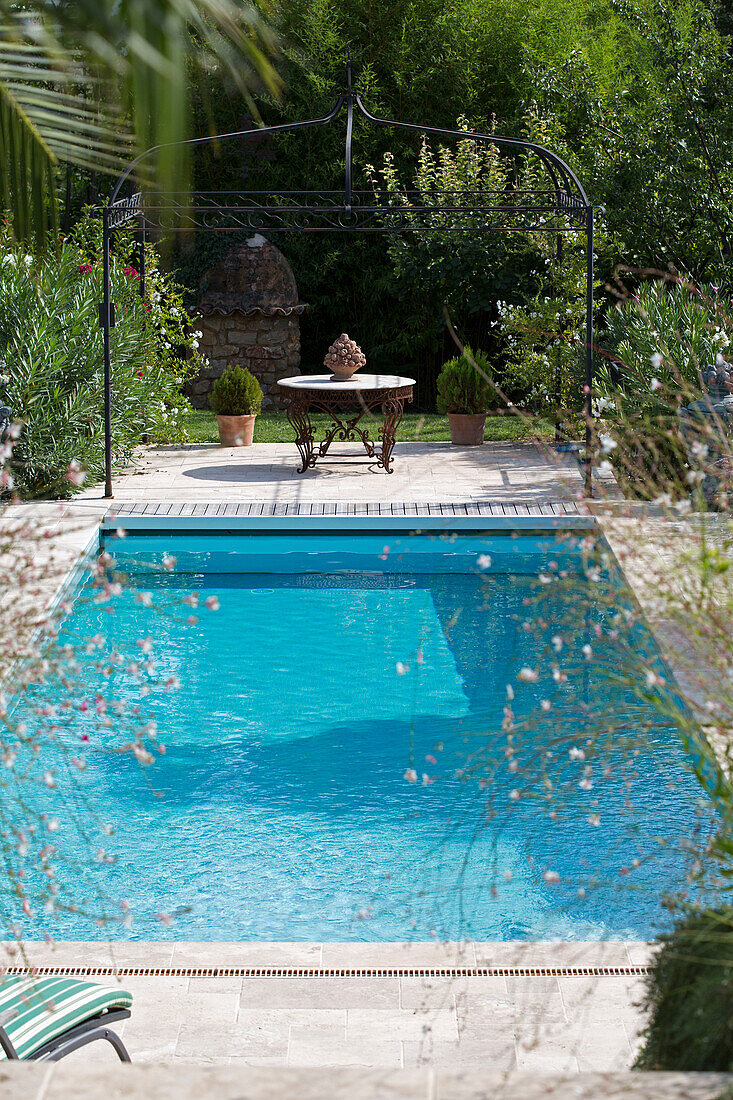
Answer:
[3,939,176,968]
[10,1064,732,1100]
[238,976,401,1009]
[346,1006,458,1042]
[321,941,477,967]
[176,1021,289,1062]
[403,1036,518,1071]
[473,940,635,967]
[287,1035,403,1068]
[170,940,322,967]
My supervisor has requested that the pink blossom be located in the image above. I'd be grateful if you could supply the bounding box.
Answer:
[517,667,538,683]
[66,460,86,486]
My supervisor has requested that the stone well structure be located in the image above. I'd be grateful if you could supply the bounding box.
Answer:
[187,234,307,409]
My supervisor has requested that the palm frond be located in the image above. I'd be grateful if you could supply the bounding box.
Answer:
[0,77,58,241]
[0,26,134,242]
[0,2,280,215]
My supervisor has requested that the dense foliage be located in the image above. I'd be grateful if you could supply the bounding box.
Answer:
[635,908,733,1070]
[170,0,733,413]
[534,0,733,284]
[436,347,493,414]
[595,277,732,498]
[210,365,263,416]
[0,220,200,497]
[600,278,730,404]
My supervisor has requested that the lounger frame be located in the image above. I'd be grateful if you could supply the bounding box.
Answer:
[0,1007,131,1062]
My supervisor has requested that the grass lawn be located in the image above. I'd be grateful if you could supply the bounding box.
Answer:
[183,408,570,445]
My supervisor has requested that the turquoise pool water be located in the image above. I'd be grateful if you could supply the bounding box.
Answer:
[16,529,708,941]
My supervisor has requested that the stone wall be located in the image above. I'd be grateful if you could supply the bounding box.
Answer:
[186,310,301,410]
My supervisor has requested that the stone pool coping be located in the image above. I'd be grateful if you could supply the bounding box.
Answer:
[4,940,656,970]
[4,1065,732,1100]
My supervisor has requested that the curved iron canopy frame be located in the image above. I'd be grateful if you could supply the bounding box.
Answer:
[100,59,595,498]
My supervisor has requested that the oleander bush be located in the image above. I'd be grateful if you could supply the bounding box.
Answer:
[0,218,202,498]
[210,365,263,416]
[598,278,730,417]
[595,276,733,500]
[436,347,493,415]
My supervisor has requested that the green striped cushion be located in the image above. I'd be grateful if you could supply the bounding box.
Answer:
[0,976,132,1060]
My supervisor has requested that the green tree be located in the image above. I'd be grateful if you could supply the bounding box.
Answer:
[531,0,733,283]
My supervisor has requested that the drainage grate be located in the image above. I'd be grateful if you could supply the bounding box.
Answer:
[0,964,649,979]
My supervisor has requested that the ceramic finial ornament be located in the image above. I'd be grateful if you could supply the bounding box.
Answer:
[324,333,366,380]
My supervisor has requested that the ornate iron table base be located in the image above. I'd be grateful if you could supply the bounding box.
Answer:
[280,382,414,474]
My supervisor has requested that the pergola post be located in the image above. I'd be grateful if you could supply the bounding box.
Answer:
[101,207,114,500]
[584,206,594,498]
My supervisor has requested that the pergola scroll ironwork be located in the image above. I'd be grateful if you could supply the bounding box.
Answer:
[100,59,595,497]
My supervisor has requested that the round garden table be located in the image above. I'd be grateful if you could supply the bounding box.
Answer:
[277,373,415,474]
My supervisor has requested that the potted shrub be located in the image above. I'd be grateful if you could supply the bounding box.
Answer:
[210,365,263,446]
[436,347,493,445]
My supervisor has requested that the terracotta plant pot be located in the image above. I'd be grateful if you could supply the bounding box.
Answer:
[447,412,486,446]
[216,413,256,447]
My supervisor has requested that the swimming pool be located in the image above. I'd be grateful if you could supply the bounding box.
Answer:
[15,525,710,941]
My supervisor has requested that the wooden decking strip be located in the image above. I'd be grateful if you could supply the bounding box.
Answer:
[106,501,584,519]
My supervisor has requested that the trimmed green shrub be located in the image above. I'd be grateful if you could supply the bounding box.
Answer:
[635,907,733,1071]
[436,347,493,415]
[210,366,263,416]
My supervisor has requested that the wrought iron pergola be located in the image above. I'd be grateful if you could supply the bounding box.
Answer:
[100,59,595,498]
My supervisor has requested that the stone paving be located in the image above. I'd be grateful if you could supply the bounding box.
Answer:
[6,1065,732,1100]
[5,940,653,1072]
[77,440,593,504]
